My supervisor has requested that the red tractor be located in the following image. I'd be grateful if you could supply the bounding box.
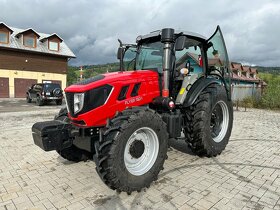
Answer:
[32,26,233,194]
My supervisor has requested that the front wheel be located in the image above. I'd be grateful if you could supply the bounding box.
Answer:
[55,108,92,162]
[95,108,168,194]
[57,145,92,162]
[184,84,233,157]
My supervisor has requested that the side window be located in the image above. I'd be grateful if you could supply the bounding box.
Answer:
[123,46,137,71]
[175,45,203,75]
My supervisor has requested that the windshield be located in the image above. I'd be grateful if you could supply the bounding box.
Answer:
[135,41,163,72]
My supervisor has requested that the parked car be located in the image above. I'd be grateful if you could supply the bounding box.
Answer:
[26,83,63,106]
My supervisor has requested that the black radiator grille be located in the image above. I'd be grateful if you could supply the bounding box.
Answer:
[65,84,113,118]
[65,92,75,117]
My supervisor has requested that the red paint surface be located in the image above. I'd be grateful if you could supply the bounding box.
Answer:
[65,70,160,127]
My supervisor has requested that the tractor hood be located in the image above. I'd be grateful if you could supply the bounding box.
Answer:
[64,70,160,127]
[65,70,158,93]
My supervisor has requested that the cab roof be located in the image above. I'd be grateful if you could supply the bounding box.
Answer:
[137,29,207,43]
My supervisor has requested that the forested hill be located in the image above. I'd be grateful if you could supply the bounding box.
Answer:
[67,63,280,85]
[255,66,280,74]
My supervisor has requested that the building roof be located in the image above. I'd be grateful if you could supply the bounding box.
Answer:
[208,58,223,66]
[250,67,257,74]
[15,28,40,38]
[0,24,75,58]
[242,65,250,72]
[0,22,13,33]
[231,72,261,83]
[40,33,63,42]
[231,62,243,71]
[189,56,261,84]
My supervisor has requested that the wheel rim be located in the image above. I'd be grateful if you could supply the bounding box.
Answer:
[124,127,159,176]
[210,101,229,143]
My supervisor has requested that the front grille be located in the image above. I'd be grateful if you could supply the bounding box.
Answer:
[65,84,113,118]
[65,92,75,117]
[81,85,112,114]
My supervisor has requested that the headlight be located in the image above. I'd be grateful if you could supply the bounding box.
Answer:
[74,93,84,114]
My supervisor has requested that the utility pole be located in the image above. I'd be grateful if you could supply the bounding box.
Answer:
[80,66,83,81]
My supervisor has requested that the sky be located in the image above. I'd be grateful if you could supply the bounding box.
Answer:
[1,0,280,67]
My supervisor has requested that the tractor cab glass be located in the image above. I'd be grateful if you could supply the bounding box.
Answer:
[207,26,231,94]
[122,41,164,72]
[135,41,163,73]
[175,38,203,77]
[123,46,137,71]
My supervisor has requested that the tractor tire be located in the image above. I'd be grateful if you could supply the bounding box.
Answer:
[54,107,69,122]
[55,107,92,162]
[36,96,44,106]
[56,145,92,162]
[95,108,168,194]
[184,84,233,157]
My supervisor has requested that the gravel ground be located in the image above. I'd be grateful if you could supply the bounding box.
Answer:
[0,108,280,210]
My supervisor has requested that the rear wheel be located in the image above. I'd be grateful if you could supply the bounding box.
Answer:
[184,84,233,157]
[95,108,168,193]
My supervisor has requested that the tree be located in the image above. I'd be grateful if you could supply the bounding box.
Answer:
[67,66,79,85]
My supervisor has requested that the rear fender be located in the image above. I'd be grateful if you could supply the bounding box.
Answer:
[183,76,228,107]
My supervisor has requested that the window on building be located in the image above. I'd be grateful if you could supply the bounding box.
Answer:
[24,36,36,48]
[49,41,59,51]
[0,31,9,44]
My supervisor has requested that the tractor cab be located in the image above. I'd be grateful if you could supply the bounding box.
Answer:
[119,26,231,101]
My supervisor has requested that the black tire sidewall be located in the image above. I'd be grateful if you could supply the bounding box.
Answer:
[204,87,233,154]
[108,112,168,189]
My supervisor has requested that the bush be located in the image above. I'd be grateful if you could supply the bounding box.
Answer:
[239,97,255,108]
[260,79,280,109]
[242,73,280,110]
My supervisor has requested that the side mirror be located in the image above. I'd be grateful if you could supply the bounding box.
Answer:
[117,47,124,60]
[175,36,187,51]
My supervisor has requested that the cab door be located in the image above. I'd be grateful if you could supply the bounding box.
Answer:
[207,26,231,96]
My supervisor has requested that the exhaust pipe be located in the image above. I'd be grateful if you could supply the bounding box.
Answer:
[161,28,175,97]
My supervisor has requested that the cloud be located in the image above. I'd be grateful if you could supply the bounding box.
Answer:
[1,0,280,66]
